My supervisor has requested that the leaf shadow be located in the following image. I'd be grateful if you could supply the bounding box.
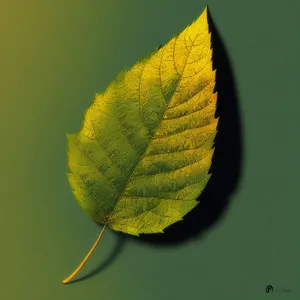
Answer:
[67,229,125,284]
[128,8,244,246]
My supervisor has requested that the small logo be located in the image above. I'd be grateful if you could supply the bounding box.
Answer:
[265,285,291,294]
[265,285,274,293]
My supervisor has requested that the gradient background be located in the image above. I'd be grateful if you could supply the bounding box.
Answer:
[1,0,299,299]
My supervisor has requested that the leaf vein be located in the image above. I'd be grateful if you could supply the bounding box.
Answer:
[153,119,217,140]
[74,140,120,195]
[131,149,212,180]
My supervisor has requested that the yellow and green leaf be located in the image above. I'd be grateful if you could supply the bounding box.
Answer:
[63,6,218,284]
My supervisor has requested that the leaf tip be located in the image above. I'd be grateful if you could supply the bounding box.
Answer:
[202,5,209,18]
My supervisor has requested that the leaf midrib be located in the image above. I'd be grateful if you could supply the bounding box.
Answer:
[106,27,206,225]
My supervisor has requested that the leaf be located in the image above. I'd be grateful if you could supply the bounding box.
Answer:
[63,6,218,284]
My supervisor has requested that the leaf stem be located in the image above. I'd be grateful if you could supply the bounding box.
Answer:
[62,224,107,284]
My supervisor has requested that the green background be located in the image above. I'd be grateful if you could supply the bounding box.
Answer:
[1,0,299,299]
